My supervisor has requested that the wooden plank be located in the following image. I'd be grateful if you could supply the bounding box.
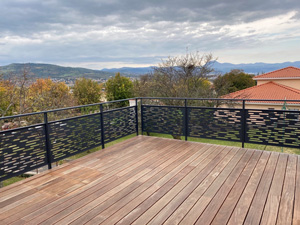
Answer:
[114,146,234,225]
[45,140,198,224]
[210,150,262,225]
[69,143,209,225]
[89,137,164,171]
[23,138,186,224]
[197,149,261,225]
[0,136,144,214]
[1,137,299,225]
[260,153,288,225]
[145,146,241,225]
[242,152,279,225]
[0,135,142,194]
[3,137,149,224]
[84,143,216,225]
[178,148,252,225]
[0,192,44,215]
[293,155,300,225]
[226,151,271,225]
[277,155,297,225]
[3,137,159,224]
[92,145,227,225]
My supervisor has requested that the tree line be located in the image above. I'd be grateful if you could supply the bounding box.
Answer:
[0,52,256,119]
[0,69,103,118]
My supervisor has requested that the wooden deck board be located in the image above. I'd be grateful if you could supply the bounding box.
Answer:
[0,136,299,225]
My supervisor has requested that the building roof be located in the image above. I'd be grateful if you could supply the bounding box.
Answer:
[254,66,300,80]
[222,81,300,104]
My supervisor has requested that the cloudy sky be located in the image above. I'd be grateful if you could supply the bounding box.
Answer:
[1,0,300,69]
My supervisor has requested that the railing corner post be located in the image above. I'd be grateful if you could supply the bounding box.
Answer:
[100,104,105,149]
[44,112,52,170]
[241,100,246,148]
[135,98,139,136]
[184,99,188,141]
[141,98,144,135]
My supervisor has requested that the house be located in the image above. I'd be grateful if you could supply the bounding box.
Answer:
[222,66,300,110]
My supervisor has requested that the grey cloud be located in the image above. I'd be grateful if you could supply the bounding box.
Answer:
[0,0,300,67]
[2,0,299,33]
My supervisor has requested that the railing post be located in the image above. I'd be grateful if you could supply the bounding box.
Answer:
[141,98,144,135]
[135,98,139,136]
[241,100,246,148]
[184,99,188,141]
[43,112,52,169]
[100,104,105,149]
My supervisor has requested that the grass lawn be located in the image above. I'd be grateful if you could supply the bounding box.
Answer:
[2,176,26,187]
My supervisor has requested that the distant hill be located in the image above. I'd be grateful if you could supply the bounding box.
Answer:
[101,61,300,75]
[0,63,115,80]
[101,67,153,76]
[1,61,300,80]
[212,61,300,74]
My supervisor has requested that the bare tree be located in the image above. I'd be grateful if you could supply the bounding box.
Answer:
[134,52,217,139]
[134,52,217,105]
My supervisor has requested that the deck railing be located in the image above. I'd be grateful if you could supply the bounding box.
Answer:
[0,98,138,182]
[1,97,300,182]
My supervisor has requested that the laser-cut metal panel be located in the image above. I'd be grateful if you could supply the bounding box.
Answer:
[103,106,137,143]
[246,109,300,148]
[188,107,242,141]
[0,125,47,181]
[142,106,185,136]
[49,114,102,162]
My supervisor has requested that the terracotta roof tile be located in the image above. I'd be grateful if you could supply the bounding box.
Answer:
[254,66,300,79]
[221,82,300,104]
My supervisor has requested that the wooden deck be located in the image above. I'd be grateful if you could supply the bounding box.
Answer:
[1,136,300,225]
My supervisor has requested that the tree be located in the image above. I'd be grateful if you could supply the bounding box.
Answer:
[0,66,33,117]
[105,73,134,101]
[0,79,15,117]
[214,69,256,96]
[135,52,215,99]
[73,78,102,105]
[28,78,73,111]
[134,52,216,139]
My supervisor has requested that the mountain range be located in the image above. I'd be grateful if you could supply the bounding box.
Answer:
[0,63,115,80]
[1,61,300,79]
[102,61,300,75]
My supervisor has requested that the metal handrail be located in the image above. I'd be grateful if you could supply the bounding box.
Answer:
[2,97,300,120]
[2,97,300,183]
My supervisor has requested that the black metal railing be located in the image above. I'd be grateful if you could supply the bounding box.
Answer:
[1,97,300,182]
[140,97,300,149]
[0,98,138,182]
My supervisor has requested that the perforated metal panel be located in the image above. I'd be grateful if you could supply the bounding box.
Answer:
[188,107,242,142]
[246,109,300,148]
[103,106,137,143]
[0,125,47,181]
[49,114,102,162]
[142,105,185,136]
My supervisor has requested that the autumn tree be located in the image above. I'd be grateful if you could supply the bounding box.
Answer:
[0,79,15,117]
[105,73,134,101]
[0,67,34,117]
[73,77,102,105]
[28,78,73,111]
[214,69,256,96]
